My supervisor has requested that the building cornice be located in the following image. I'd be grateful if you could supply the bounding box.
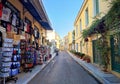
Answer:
[74,0,88,26]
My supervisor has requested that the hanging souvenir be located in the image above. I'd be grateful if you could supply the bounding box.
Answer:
[1,7,11,22]
[30,26,33,35]
[1,20,7,28]
[24,22,27,32]
[26,24,30,33]
[18,19,24,31]
[0,2,3,18]
[37,31,40,38]
[34,30,37,38]
[11,13,17,26]
[24,18,31,34]
[13,27,17,33]
[16,17,20,27]
[6,23,11,32]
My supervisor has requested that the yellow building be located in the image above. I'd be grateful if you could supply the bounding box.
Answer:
[74,0,120,77]
[74,0,110,59]
[55,32,61,49]
[63,35,69,50]
[68,31,73,50]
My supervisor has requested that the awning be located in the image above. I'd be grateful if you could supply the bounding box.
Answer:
[40,21,52,30]
[20,0,52,30]
[20,0,42,21]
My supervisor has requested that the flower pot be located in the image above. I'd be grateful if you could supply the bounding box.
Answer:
[84,38,88,42]
[80,56,82,59]
[86,59,91,63]
[100,65,108,72]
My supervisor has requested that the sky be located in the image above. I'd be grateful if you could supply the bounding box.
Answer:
[42,0,84,39]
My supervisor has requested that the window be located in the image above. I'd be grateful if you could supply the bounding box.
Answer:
[93,0,99,16]
[85,8,89,26]
[80,19,82,31]
[76,25,78,37]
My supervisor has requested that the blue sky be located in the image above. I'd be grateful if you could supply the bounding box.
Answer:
[42,0,84,38]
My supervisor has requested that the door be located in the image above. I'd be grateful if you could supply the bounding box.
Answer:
[111,33,120,72]
[92,40,101,64]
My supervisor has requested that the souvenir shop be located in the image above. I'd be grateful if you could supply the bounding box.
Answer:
[0,1,22,83]
[0,1,51,83]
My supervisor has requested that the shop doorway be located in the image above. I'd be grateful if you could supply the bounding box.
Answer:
[110,33,120,73]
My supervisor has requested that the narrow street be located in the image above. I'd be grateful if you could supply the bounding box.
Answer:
[28,51,100,84]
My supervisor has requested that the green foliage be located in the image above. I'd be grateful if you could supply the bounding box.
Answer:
[70,50,85,58]
[70,50,76,54]
[81,29,89,39]
[105,0,120,30]
[96,35,110,69]
[81,19,101,39]
[72,30,75,35]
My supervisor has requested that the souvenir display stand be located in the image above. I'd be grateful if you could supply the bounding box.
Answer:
[38,46,45,64]
[20,40,33,72]
[20,39,26,72]
[37,48,43,65]
[0,38,13,84]
[8,44,21,83]
[46,46,50,61]
[44,46,48,61]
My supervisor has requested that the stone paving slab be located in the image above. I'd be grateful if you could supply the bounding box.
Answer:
[68,51,120,84]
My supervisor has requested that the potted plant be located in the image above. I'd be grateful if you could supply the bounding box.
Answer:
[82,55,91,63]
[80,53,85,59]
